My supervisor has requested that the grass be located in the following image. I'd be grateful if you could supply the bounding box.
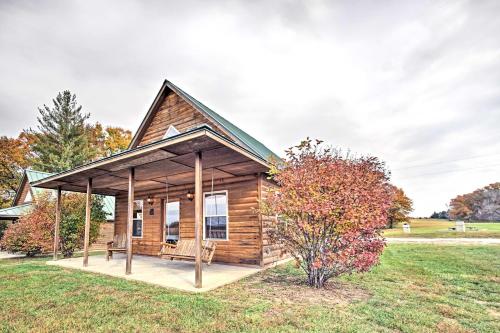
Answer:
[384,218,500,238]
[0,244,499,332]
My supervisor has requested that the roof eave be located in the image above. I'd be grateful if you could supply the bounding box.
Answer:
[32,126,270,189]
[128,80,169,149]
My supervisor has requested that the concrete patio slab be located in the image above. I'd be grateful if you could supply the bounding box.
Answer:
[47,253,262,292]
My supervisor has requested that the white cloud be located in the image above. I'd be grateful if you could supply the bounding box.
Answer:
[0,0,499,216]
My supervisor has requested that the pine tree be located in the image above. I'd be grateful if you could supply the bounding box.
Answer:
[29,91,94,172]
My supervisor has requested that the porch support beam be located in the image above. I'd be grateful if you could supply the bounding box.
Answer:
[126,168,135,275]
[194,151,203,288]
[83,178,92,267]
[53,186,62,260]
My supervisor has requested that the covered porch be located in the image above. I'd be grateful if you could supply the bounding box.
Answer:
[48,253,261,292]
[33,126,270,289]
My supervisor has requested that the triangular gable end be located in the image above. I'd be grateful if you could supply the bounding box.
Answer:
[129,80,280,162]
[129,81,234,148]
[12,172,31,206]
[13,169,54,206]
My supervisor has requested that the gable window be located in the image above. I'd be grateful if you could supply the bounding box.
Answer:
[163,125,180,139]
[24,191,32,203]
[133,200,143,238]
[204,191,228,240]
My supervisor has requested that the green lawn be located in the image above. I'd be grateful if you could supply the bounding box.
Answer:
[384,219,500,238]
[0,244,499,332]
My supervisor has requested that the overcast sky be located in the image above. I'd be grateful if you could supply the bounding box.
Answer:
[0,0,499,216]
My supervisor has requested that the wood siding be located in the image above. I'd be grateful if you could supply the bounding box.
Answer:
[114,175,262,265]
[138,91,228,146]
[14,179,31,206]
[90,222,115,250]
[260,177,288,266]
[115,87,280,266]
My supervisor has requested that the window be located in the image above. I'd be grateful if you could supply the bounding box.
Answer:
[165,201,180,242]
[204,191,228,240]
[163,125,180,139]
[24,191,32,203]
[132,200,143,237]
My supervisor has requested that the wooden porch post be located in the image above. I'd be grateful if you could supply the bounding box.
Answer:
[194,151,203,288]
[126,167,135,275]
[53,186,62,260]
[83,178,92,267]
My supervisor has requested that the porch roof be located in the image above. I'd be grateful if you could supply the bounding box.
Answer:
[32,126,270,196]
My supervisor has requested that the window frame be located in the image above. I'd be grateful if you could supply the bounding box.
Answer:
[164,200,181,243]
[132,199,143,239]
[203,190,229,241]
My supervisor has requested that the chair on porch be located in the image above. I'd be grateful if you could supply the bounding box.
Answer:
[106,233,127,261]
[158,239,217,265]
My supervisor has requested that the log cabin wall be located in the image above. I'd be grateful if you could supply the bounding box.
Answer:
[114,175,262,265]
[90,222,115,251]
[138,91,229,146]
[260,176,289,266]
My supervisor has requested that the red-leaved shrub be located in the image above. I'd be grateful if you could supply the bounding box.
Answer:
[263,139,393,288]
[1,195,54,256]
[0,192,106,257]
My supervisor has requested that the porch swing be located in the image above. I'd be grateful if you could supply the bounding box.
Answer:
[158,170,217,265]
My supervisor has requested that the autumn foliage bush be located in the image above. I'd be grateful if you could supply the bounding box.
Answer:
[0,193,106,257]
[0,219,9,242]
[1,196,53,256]
[263,139,392,288]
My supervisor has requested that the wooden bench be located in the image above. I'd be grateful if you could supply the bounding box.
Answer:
[158,239,217,265]
[106,233,127,261]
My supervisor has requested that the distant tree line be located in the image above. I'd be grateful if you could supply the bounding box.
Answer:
[448,183,500,221]
[430,211,449,219]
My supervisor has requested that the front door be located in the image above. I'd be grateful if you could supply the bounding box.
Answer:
[165,201,180,243]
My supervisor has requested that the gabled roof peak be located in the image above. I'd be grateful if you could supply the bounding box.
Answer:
[129,80,280,162]
[25,169,54,183]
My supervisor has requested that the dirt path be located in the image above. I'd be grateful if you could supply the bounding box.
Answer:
[386,238,500,245]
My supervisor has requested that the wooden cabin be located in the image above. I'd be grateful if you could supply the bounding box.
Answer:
[33,80,285,280]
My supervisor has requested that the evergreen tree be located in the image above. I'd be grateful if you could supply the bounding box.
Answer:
[29,91,94,172]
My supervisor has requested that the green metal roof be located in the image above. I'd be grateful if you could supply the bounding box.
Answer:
[167,81,280,162]
[25,169,54,183]
[25,170,54,197]
[0,203,32,218]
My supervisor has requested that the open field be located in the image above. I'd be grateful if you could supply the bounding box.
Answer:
[384,218,500,238]
[1,244,499,332]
